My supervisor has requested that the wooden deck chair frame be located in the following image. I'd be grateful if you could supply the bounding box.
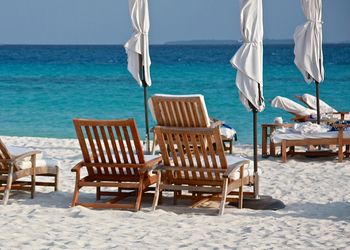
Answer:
[72,118,162,211]
[150,95,233,154]
[151,126,252,215]
[0,139,59,205]
[280,124,350,162]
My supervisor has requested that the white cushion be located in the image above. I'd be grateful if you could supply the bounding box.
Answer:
[7,146,43,160]
[226,155,261,180]
[302,93,337,113]
[170,154,258,181]
[17,158,60,169]
[220,127,237,140]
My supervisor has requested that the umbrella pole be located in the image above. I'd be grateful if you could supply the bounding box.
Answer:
[315,81,320,124]
[253,108,259,199]
[229,105,284,210]
[143,83,150,153]
[139,54,150,153]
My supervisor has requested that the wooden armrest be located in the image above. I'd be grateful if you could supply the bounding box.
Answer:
[262,123,293,128]
[153,164,226,173]
[71,161,85,172]
[137,156,162,174]
[223,159,250,178]
[144,156,162,168]
[0,159,15,164]
[13,150,41,162]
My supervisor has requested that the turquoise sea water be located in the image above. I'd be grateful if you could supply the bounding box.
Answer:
[0,45,349,144]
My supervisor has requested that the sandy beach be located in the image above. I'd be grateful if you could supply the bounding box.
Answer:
[1,135,349,249]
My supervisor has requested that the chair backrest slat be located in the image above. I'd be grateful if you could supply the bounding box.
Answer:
[85,126,99,163]
[73,119,145,178]
[155,126,227,183]
[206,134,219,180]
[114,125,128,164]
[0,139,12,171]
[189,134,202,180]
[107,126,121,164]
[129,123,145,164]
[100,126,113,163]
[93,126,106,163]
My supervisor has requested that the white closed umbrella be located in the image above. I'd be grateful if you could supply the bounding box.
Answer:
[124,0,151,151]
[230,0,264,112]
[231,0,264,198]
[294,0,324,123]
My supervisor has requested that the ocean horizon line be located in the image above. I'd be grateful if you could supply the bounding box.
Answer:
[1,41,350,46]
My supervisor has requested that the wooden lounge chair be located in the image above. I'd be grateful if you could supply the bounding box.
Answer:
[295,94,349,121]
[151,126,253,215]
[0,139,59,205]
[72,118,162,211]
[264,123,350,162]
[271,96,317,122]
[149,94,236,154]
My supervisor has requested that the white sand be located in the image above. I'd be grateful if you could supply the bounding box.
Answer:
[1,135,350,249]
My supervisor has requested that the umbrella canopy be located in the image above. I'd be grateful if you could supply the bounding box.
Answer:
[294,0,324,84]
[124,0,152,87]
[230,0,264,112]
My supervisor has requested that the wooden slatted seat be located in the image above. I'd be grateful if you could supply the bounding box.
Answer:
[72,118,162,211]
[149,94,236,154]
[152,126,253,215]
[0,139,59,205]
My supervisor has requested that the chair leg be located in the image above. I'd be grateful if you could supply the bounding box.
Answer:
[135,175,144,211]
[151,171,161,211]
[31,155,36,199]
[71,170,81,207]
[3,163,14,206]
[173,190,180,205]
[31,172,36,199]
[54,167,59,191]
[238,186,244,209]
[238,165,244,209]
[282,141,287,162]
[96,184,101,201]
[151,133,157,155]
[219,178,229,216]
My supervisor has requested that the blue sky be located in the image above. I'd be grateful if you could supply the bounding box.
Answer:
[0,0,349,44]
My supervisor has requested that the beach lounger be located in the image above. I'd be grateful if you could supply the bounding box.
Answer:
[151,126,255,215]
[149,94,237,154]
[295,93,337,113]
[271,96,317,121]
[269,123,350,162]
[295,94,349,120]
[71,118,162,211]
[0,139,59,205]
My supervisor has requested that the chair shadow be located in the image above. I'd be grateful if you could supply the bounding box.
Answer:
[7,190,350,222]
[280,201,350,222]
[6,190,74,209]
[231,201,350,222]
